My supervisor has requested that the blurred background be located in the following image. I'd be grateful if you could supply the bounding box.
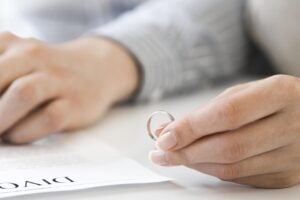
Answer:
[0,0,9,30]
[0,0,41,38]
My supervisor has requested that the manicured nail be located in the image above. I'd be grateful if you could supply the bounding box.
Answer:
[149,150,169,166]
[156,131,177,150]
[154,126,165,138]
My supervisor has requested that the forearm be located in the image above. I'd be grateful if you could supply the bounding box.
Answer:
[93,0,248,101]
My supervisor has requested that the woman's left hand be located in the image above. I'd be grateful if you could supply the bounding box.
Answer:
[150,75,300,188]
[0,32,139,144]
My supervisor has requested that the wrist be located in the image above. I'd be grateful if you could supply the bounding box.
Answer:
[97,37,141,103]
[58,36,140,104]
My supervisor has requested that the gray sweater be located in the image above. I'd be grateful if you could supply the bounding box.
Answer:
[3,0,247,101]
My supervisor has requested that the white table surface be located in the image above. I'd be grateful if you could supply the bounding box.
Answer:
[6,77,300,200]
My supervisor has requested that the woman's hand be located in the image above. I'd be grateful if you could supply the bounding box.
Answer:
[0,32,139,144]
[150,75,300,188]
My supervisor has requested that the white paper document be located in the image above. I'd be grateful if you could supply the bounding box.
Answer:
[0,134,169,198]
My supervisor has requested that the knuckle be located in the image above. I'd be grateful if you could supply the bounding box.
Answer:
[182,115,198,140]
[220,138,245,163]
[0,32,16,41]
[44,103,66,130]
[22,42,47,58]
[269,75,298,93]
[217,165,241,181]
[217,100,240,130]
[10,79,38,104]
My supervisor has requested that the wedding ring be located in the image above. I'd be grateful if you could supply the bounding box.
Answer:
[147,110,175,141]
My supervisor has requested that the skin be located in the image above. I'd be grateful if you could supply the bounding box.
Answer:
[0,32,139,144]
[150,75,300,189]
[1,32,299,189]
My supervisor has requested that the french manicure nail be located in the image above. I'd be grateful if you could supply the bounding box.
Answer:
[156,131,177,150]
[149,150,169,166]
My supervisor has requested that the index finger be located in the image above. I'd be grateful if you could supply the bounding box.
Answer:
[156,75,295,151]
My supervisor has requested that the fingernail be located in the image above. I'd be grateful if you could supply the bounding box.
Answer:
[156,131,177,150]
[149,150,169,166]
[154,126,165,138]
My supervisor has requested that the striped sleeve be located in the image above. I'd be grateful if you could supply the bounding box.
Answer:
[91,0,248,102]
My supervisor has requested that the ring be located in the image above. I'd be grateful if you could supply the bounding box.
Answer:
[147,110,175,141]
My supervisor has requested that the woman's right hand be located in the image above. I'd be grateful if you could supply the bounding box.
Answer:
[151,75,300,188]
